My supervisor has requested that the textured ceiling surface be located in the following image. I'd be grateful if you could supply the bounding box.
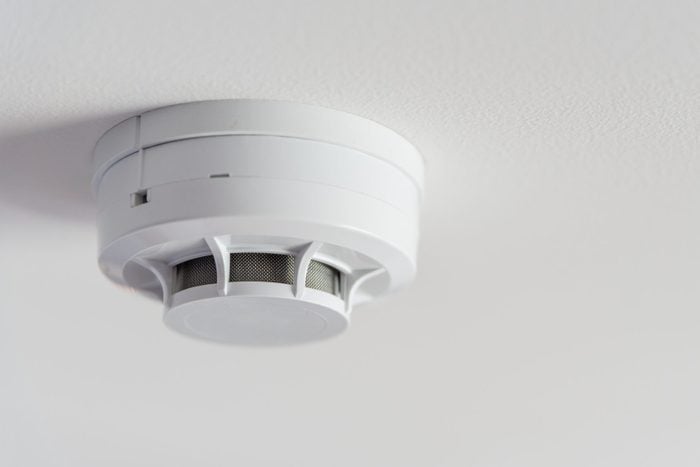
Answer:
[2,0,700,466]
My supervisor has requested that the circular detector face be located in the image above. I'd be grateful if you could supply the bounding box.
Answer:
[164,295,349,346]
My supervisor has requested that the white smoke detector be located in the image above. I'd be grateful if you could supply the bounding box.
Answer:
[93,100,424,345]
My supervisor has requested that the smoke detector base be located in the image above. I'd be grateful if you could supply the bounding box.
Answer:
[93,100,423,345]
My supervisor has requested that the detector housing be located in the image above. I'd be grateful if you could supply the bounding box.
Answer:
[93,100,424,345]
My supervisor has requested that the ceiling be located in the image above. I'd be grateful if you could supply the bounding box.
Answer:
[2,0,700,465]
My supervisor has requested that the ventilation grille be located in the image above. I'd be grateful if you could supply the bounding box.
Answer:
[230,253,294,284]
[172,253,341,296]
[173,255,217,292]
[306,260,340,296]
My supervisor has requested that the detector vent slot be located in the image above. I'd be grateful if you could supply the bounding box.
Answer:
[306,260,341,296]
[172,253,342,296]
[173,255,217,293]
[229,253,295,285]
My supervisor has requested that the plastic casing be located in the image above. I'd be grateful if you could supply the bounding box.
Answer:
[93,100,424,345]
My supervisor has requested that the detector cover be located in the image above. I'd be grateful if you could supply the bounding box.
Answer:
[93,99,423,345]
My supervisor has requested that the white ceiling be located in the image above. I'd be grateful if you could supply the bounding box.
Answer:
[2,0,700,465]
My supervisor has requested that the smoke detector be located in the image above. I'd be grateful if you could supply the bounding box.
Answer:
[93,100,424,345]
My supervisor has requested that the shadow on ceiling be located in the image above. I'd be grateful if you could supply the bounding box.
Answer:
[0,112,137,223]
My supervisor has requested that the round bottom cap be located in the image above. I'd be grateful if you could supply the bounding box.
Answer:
[164,295,349,346]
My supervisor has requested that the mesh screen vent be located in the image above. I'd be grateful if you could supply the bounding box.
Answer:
[173,255,217,293]
[306,260,340,296]
[229,253,295,284]
[172,252,342,296]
